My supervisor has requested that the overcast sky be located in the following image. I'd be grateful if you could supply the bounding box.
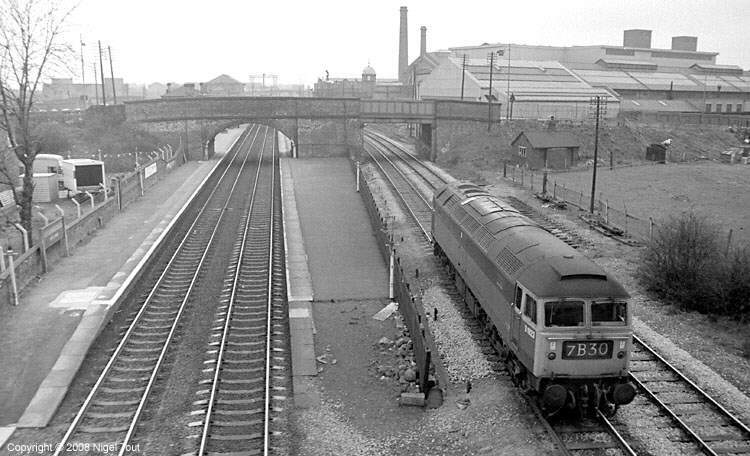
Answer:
[66,0,749,86]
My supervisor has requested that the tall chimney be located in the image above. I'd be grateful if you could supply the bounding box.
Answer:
[398,6,408,82]
[420,26,427,57]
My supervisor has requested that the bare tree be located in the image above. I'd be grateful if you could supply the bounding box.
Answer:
[0,0,74,244]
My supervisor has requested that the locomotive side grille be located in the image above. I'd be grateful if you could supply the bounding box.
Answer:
[444,196,458,211]
[477,227,494,251]
[496,247,523,274]
[463,216,481,234]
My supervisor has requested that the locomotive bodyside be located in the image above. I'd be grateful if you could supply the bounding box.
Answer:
[432,182,636,416]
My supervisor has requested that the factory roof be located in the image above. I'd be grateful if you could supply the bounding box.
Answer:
[456,58,613,101]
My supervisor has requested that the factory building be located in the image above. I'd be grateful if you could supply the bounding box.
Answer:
[409,27,749,120]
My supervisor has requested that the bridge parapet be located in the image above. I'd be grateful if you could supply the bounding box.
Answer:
[125,97,502,124]
[126,97,362,122]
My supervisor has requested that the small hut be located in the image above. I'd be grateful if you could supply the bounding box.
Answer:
[511,131,581,169]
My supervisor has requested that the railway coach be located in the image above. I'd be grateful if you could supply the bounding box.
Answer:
[432,182,636,417]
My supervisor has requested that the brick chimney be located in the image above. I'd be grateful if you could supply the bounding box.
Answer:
[398,6,408,82]
[420,26,427,57]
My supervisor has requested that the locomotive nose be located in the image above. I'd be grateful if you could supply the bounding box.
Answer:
[611,382,636,405]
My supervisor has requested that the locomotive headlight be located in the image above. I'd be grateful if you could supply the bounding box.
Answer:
[547,352,556,360]
[617,351,625,359]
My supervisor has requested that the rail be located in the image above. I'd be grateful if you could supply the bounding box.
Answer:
[196,126,279,455]
[54,125,259,455]
[630,335,750,456]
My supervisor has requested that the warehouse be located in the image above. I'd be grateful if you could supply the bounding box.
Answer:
[409,29,749,119]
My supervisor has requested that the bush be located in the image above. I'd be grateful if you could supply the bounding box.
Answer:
[638,212,750,320]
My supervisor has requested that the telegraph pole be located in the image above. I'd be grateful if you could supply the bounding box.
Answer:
[79,36,85,85]
[93,62,99,104]
[589,95,605,213]
[506,43,511,120]
[108,45,117,104]
[98,40,106,106]
[460,54,467,100]
[487,52,496,132]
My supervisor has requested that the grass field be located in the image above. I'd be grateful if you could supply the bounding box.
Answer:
[542,161,750,245]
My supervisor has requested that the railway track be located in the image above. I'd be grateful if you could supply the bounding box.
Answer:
[363,131,434,242]
[364,128,450,190]
[626,336,750,456]
[53,125,281,455]
[362,129,750,456]
[187,126,290,455]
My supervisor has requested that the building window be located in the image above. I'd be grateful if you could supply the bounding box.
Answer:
[737,104,743,113]
[519,146,527,158]
[726,104,733,113]
[705,104,711,113]
[716,104,722,113]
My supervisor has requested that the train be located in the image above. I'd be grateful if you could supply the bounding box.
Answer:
[431,181,636,417]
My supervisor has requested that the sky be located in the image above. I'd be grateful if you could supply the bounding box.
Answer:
[63,0,750,86]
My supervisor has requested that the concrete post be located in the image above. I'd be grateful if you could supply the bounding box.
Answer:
[138,169,144,197]
[39,233,48,273]
[389,249,395,301]
[6,249,18,306]
[33,206,48,226]
[85,191,95,210]
[72,198,81,219]
[115,178,122,211]
[61,216,69,256]
[356,161,360,193]
[11,223,28,253]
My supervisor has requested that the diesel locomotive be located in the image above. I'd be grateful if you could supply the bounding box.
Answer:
[432,182,636,417]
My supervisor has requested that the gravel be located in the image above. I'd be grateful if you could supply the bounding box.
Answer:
[363,163,497,387]
[422,284,494,383]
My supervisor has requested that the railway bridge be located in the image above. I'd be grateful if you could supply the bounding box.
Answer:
[124,97,504,160]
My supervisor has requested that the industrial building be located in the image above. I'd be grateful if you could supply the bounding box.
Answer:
[409,28,749,120]
[312,65,411,99]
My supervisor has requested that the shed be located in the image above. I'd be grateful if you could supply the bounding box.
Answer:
[510,131,581,169]
[33,154,66,197]
[646,143,667,163]
[32,173,59,202]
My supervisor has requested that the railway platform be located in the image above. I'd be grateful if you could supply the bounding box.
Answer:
[0,130,242,445]
[280,157,391,414]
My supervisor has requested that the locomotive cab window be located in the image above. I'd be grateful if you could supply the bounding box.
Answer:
[591,301,627,326]
[514,285,523,309]
[523,295,537,324]
[545,300,584,327]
